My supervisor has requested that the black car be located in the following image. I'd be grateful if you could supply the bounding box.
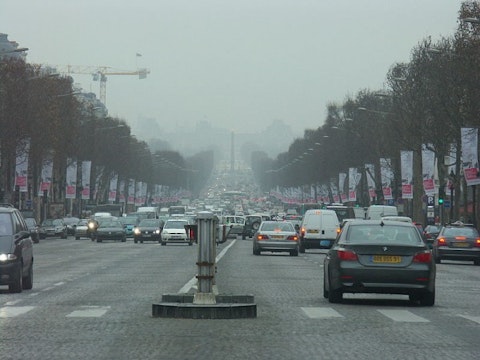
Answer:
[432,222,480,265]
[423,225,442,248]
[25,217,40,243]
[133,218,164,243]
[242,214,272,239]
[323,220,436,306]
[39,218,68,239]
[95,219,127,242]
[0,204,34,293]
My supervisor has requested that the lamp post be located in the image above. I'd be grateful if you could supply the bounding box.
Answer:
[449,171,455,222]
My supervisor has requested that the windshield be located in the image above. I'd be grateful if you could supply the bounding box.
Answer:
[0,213,13,235]
[139,219,160,227]
[164,221,187,229]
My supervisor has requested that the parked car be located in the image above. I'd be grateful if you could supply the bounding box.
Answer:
[323,220,436,306]
[95,219,126,243]
[39,218,68,239]
[160,219,190,245]
[63,216,80,235]
[24,217,40,243]
[0,204,34,293]
[242,213,272,239]
[432,222,480,265]
[133,218,164,243]
[252,221,299,256]
[74,219,90,240]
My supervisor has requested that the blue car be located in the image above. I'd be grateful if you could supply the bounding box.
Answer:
[119,216,140,237]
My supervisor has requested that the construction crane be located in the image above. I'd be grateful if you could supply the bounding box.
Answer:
[48,65,150,105]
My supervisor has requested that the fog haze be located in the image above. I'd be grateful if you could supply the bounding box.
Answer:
[1,0,462,155]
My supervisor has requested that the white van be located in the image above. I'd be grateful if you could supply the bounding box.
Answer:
[136,206,159,219]
[366,205,398,220]
[299,209,340,253]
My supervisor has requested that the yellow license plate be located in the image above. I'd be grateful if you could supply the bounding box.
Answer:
[372,255,402,263]
[271,235,284,239]
[307,229,319,233]
[452,242,469,247]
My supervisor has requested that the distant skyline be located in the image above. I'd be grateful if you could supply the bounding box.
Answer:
[1,1,463,136]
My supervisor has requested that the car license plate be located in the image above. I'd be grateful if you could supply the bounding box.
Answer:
[308,229,319,233]
[452,242,469,247]
[271,235,283,239]
[372,255,402,263]
[144,234,151,237]
[320,240,331,247]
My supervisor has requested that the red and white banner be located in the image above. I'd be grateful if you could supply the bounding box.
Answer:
[65,159,77,199]
[400,151,413,199]
[380,158,393,200]
[422,145,436,195]
[81,161,91,200]
[14,139,29,192]
[461,128,480,186]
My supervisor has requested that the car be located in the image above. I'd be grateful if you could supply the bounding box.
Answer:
[252,221,299,256]
[39,218,68,239]
[95,219,126,242]
[299,209,340,252]
[0,204,34,293]
[24,217,40,243]
[220,215,245,238]
[432,222,480,265]
[422,224,442,248]
[87,214,117,241]
[242,213,272,239]
[283,214,303,232]
[74,219,90,240]
[323,220,436,306]
[63,216,80,235]
[133,218,164,243]
[119,215,141,237]
[160,219,191,245]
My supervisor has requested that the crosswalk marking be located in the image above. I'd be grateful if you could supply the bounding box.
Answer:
[301,307,344,318]
[66,306,110,318]
[377,309,430,322]
[0,306,36,318]
[458,315,480,324]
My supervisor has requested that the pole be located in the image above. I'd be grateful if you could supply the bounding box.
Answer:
[473,185,477,228]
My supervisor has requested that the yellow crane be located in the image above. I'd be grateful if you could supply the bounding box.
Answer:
[49,65,150,105]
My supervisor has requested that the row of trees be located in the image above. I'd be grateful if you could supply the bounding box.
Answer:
[0,59,213,209]
[252,1,480,224]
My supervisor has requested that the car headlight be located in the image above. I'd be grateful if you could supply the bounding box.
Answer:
[134,228,141,235]
[155,229,160,234]
[0,253,17,262]
[88,222,96,230]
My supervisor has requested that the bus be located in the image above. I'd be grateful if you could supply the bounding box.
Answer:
[168,205,186,217]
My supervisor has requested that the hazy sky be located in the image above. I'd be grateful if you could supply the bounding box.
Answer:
[2,0,462,135]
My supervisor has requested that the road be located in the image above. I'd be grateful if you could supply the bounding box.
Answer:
[1,235,479,360]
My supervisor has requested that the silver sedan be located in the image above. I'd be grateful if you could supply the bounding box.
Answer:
[252,221,300,256]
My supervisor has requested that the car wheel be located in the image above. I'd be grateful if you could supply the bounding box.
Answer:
[418,290,435,306]
[434,256,441,264]
[290,249,299,256]
[140,240,143,244]
[474,258,480,266]
[61,232,67,239]
[299,242,305,253]
[242,234,246,240]
[9,266,23,293]
[189,241,193,246]
[23,263,33,290]
[327,273,342,303]
[252,222,260,231]
[253,246,260,255]
[161,242,166,246]
[323,273,329,299]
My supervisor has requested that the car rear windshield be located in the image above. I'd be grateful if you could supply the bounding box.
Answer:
[346,224,422,245]
[443,227,479,237]
[261,222,294,232]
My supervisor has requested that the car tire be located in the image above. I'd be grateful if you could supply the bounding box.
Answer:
[23,264,33,290]
[140,240,143,244]
[253,246,260,255]
[9,266,23,293]
[122,237,126,242]
[434,256,441,264]
[189,241,193,246]
[242,234,246,240]
[61,232,67,239]
[327,273,342,303]
[474,258,480,266]
[252,222,260,231]
[97,239,102,243]
[161,242,166,246]
[418,290,435,306]
[299,242,305,253]
[290,249,299,256]
[323,273,329,299]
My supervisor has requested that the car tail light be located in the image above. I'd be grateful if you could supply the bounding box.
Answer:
[336,228,341,234]
[413,251,432,263]
[257,234,269,240]
[300,227,305,237]
[287,235,298,241]
[437,237,447,245]
[475,239,480,248]
[337,249,358,261]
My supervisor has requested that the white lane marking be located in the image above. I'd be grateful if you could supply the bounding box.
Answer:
[54,282,65,286]
[178,240,237,293]
[42,287,55,292]
[458,315,480,324]
[5,300,23,306]
[66,306,110,318]
[0,306,35,318]
[302,307,344,319]
[377,309,429,322]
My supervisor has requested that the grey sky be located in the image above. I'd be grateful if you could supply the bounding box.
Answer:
[2,0,462,136]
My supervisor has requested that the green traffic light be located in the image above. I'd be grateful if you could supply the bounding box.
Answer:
[438,198,444,205]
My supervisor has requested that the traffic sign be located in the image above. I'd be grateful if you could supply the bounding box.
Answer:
[443,200,451,208]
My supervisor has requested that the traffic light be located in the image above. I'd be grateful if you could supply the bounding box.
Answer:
[438,188,445,205]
